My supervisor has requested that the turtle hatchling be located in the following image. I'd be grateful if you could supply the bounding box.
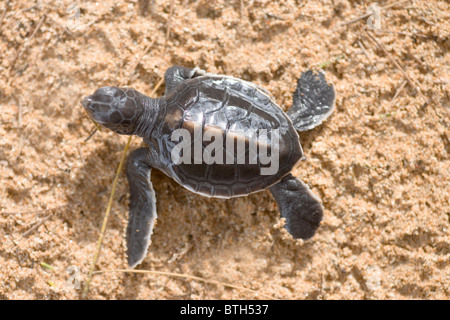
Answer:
[81,65,335,268]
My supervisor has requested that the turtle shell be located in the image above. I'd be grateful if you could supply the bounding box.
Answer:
[149,75,303,198]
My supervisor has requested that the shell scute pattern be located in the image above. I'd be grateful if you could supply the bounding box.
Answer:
[179,89,199,111]
[157,75,303,198]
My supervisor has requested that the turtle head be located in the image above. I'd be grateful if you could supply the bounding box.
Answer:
[81,87,145,135]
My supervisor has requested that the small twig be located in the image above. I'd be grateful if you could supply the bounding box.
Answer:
[94,269,278,300]
[8,12,47,73]
[168,243,193,263]
[82,96,103,142]
[374,29,429,39]
[77,143,85,164]
[357,40,371,61]
[83,128,98,143]
[1,205,67,216]
[26,11,47,37]
[265,12,286,21]
[20,3,39,13]
[341,0,411,26]
[127,37,157,81]
[149,76,165,97]
[389,80,407,108]
[357,39,375,70]
[45,14,74,37]
[362,28,424,99]
[406,48,431,71]
[163,0,174,56]
[22,213,53,237]
[15,134,28,161]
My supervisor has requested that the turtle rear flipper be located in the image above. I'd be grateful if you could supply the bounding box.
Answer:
[269,174,323,239]
[287,70,335,132]
[126,148,157,268]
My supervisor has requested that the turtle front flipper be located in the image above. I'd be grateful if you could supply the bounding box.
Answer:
[126,148,157,268]
[164,65,207,96]
[286,70,336,132]
[269,174,323,239]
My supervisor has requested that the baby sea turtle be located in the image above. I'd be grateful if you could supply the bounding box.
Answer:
[81,66,335,268]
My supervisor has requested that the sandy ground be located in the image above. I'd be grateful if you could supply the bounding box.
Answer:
[0,0,449,300]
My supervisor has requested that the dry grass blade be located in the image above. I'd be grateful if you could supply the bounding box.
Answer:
[82,135,133,298]
[83,128,98,143]
[149,77,165,96]
[389,80,408,108]
[127,38,157,80]
[94,269,279,300]
[1,205,67,216]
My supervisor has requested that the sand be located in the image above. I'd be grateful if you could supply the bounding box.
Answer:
[0,0,449,299]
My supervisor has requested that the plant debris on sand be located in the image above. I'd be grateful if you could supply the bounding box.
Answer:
[0,0,448,299]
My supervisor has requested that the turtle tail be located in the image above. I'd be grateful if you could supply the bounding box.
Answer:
[286,70,336,132]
